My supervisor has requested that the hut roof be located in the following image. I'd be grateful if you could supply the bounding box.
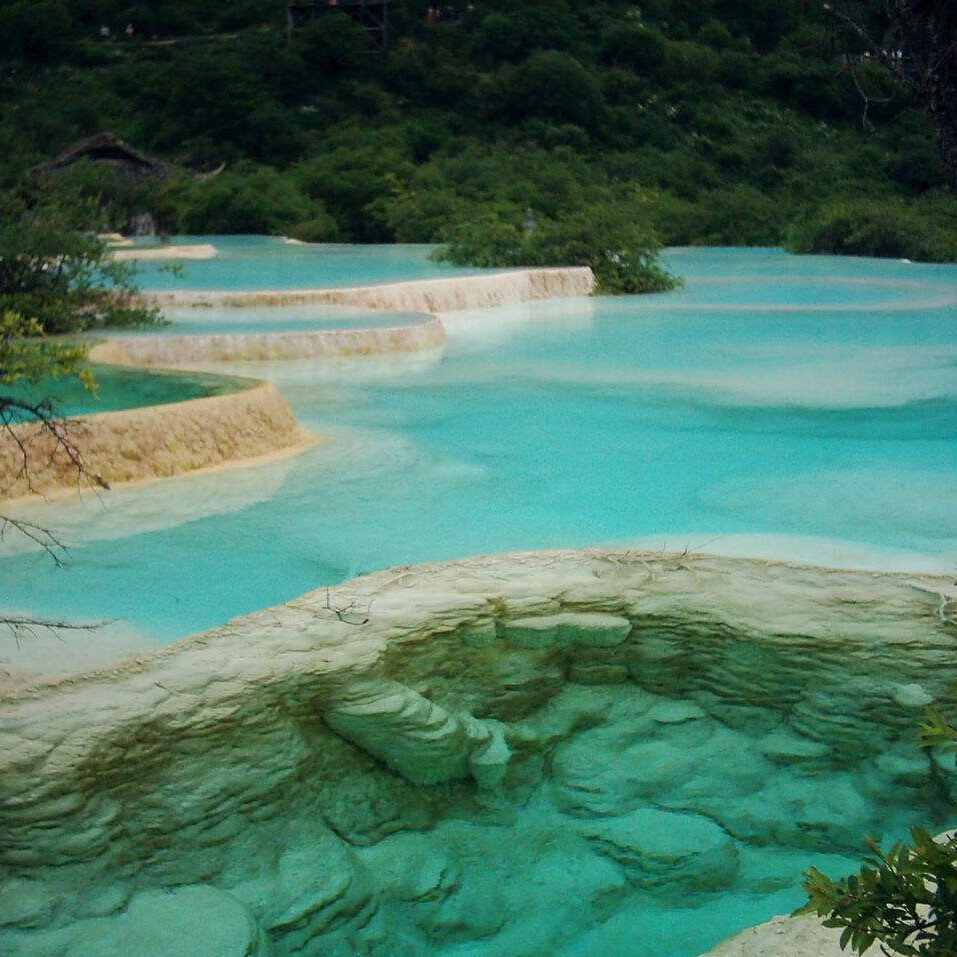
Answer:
[34,132,178,179]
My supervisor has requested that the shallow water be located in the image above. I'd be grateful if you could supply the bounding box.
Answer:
[128,304,428,336]
[3,364,243,419]
[131,236,491,290]
[3,247,956,641]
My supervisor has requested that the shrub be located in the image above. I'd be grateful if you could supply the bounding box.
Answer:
[172,167,329,236]
[494,51,606,132]
[786,197,957,262]
[799,706,957,956]
[433,197,680,295]
[600,23,668,79]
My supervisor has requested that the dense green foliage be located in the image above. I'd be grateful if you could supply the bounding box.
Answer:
[0,195,162,335]
[0,0,954,273]
[798,706,957,955]
[435,194,679,293]
[801,829,957,955]
[786,194,957,261]
[0,310,89,392]
[0,195,160,459]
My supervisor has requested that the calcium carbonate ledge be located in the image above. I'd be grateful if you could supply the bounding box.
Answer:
[87,314,448,366]
[0,549,953,956]
[140,266,596,311]
[0,378,313,501]
[1,270,593,501]
[111,243,217,262]
[90,269,592,368]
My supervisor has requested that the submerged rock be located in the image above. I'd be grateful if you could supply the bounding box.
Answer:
[579,808,739,891]
[502,612,632,649]
[0,550,954,957]
[37,885,272,957]
[0,878,55,930]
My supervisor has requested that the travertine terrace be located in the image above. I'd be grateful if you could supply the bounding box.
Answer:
[1,550,954,956]
[0,380,309,500]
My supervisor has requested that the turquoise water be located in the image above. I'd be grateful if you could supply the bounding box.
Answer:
[2,245,957,957]
[3,364,244,419]
[3,248,956,638]
[125,305,428,336]
[131,236,491,290]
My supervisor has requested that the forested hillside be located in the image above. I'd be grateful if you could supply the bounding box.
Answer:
[1,0,954,261]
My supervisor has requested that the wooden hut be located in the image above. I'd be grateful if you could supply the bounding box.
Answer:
[33,132,178,181]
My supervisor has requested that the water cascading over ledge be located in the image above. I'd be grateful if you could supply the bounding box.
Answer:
[0,549,955,957]
[0,269,595,501]
[93,269,595,367]
[88,315,449,367]
[139,267,596,312]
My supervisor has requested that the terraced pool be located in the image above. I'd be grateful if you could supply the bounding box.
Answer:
[4,246,954,641]
[1,243,956,957]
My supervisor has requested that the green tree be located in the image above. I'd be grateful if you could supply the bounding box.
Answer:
[434,194,680,295]
[785,195,957,261]
[0,1,75,65]
[0,194,162,335]
[494,51,606,132]
[825,1,957,182]
[0,193,160,556]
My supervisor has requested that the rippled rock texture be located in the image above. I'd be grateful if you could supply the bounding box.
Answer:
[0,550,955,956]
[141,267,596,311]
[0,380,310,500]
[89,317,449,367]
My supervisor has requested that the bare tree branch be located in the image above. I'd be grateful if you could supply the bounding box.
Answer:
[0,513,68,565]
[825,1,957,181]
[0,393,109,499]
[0,397,109,637]
[1,615,106,647]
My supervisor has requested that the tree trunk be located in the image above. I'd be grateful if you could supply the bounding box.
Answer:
[888,0,957,183]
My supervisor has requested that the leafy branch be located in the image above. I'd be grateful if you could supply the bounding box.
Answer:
[799,829,957,956]
[798,695,957,955]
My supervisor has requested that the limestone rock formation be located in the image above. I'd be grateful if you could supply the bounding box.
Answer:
[141,268,596,311]
[701,913,845,957]
[0,549,954,956]
[89,316,448,366]
[0,379,311,500]
[16,885,273,957]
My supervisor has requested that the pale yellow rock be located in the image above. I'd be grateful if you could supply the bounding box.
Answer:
[140,268,596,311]
[502,612,631,649]
[2,270,593,504]
[701,914,845,957]
[89,315,448,366]
[0,379,313,501]
[0,549,955,956]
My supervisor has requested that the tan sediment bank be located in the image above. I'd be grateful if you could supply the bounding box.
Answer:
[0,549,953,955]
[141,266,596,311]
[110,243,217,261]
[701,913,843,957]
[89,315,448,366]
[0,379,311,501]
